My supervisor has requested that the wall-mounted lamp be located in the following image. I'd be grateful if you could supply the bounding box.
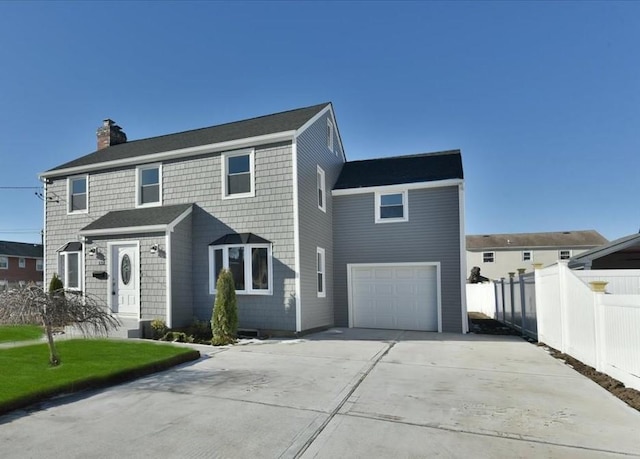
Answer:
[150,244,159,255]
[88,246,98,257]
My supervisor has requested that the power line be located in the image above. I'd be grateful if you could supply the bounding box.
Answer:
[0,186,42,189]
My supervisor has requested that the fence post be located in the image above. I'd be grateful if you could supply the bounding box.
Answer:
[558,261,570,353]
[589,281,608,372]
[508,272,515,326]
[500,277,506,321]
[518,268,527,336]
[532,263,544,340]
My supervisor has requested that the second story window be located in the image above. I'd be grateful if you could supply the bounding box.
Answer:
[137,164,161,207]
[222,149,254,199]
[375,190,408,223]
[483,252,495,263]
[317,166,326,212]
[522,251,532,261]
[559,250,571,260]
[68,175,88,213]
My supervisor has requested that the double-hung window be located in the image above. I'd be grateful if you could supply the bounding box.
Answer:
[222,149,254,198]
[68,175,88,213]
[317,166,326,212]
[375,190,408,223]
[209,242,271,295]
[58,249,82,290]
[36,259,44,271]
[559,250,571,260]
[19,258,26,268]
[522,251,532,262]
[0,256,7,269]
[483,252,495,263]
[317,247,325,297]
[137,164,162,206]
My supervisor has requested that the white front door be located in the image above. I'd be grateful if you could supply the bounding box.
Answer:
[111,243,139,316]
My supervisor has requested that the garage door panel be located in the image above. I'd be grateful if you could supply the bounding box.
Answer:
[350,264,438,332]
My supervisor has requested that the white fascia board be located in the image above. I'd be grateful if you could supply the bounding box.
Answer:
[295,104,347,163]
[291,138,302,333]
[40,131,296,179]
[166,206,193,233]
[332,178,464,196]
[79,224,168,237]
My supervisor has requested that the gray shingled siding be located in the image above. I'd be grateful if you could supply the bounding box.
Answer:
[170,213,193,327]
[332,186,462,333]
[296,111,344,330]
[163,142,297,331]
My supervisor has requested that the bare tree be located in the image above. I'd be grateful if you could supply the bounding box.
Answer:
[0,285,120,366]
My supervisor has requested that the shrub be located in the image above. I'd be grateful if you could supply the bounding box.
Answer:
[185,318,212,342]
[211,269,237,346]
[150,319,168,340]
[49,274,64,293]
[160,331,192,343]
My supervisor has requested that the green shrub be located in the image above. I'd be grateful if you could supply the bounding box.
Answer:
[160,331,192,343]
[211,269,238,346]
[49,274,64,293]
[150,319,168,340]
[185,318,212,342]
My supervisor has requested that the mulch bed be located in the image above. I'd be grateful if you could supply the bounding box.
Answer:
[468,313,640,412]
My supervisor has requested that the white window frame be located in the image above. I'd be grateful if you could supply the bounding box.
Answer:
[522,251,532,262]
[375,190,408,223]
[483,252,495,263]
[58,250,83,291]
[136,163,162,207]
[19,258,26,268]
[67,174,88,214]
[221,149,255,199]
[36,258,44,271]
[559,250,572,260]
[317,165,326,212]
[317,247,326,298]
[0,256,7,269]
[327,118,334,153]
[208,243,272,295]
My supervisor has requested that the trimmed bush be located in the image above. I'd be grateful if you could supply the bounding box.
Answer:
[150,319,168,340]
[49,274,64,293]
[211,269,238,346]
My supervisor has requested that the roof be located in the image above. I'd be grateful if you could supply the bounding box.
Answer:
[333,150,463,190]
[46,103,330,173]
[58,242,82,252]
[80,204,193,234]
[0,241,43,258]
[466,230,608,250]
[209,233,271,245]
[569,232,640,269]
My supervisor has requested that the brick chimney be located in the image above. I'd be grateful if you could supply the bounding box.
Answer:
[96,119,127,150]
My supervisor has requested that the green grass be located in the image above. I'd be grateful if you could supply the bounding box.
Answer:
[0,325,44,343]
[0,339,199,413]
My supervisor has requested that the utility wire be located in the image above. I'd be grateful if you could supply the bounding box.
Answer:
[0,186,42,189]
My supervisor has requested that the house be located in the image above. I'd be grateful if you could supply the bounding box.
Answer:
[569,232,640,270]
[0,240,44,288]
[40,103,467,336]
[466,230,607,280]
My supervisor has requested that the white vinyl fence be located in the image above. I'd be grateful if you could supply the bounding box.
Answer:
[465,283,495,317]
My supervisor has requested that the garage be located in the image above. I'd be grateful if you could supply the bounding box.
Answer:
[348,263,440,331]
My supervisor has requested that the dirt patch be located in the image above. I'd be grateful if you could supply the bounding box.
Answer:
[468,313,640,412]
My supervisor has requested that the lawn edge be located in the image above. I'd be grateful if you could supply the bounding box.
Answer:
[0,348,200,416]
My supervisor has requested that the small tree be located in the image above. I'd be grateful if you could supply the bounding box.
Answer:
[211,269,238,345]
[0,283,120,366]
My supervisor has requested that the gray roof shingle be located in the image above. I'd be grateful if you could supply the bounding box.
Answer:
[81,204,193,232]
[333,150,463,190]
[569,232,640,268]
[47,103,330,172]
[466,230,608,250]
[0,241,43,258]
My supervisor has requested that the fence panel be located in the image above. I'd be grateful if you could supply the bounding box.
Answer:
[575,270,640,294]
[563,266,597,367]
[535,264,563,350]
[495,280,504,322]
[521,273,537,339]
[465,283,496,317]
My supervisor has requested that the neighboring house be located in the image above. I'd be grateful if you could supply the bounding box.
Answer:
[40,103,466,336]
[569,232,640,270]
[466,230,607,280]
[0,240,44,287]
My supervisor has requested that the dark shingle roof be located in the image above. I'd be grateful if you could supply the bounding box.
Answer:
[81,204,192,232]
[466,230,608,250]
[209,233,271,245]
[0,241,43,258]
[48,103,330,172]
[333,150,463,190]
[569,232,640,268]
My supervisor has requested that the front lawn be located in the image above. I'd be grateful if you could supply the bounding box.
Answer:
[0,324,44,343]
[0,339,199,414]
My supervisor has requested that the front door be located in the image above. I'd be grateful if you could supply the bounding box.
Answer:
[111,243,139,316]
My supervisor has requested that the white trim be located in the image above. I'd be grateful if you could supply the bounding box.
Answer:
[482,251,495,263]
[295,104,346,163]
[221,148,255,199]
[317,247,326,298]
[107,241,141,320]
[40,131,295,179]
[208,243,273,295]
[295,105,331,137]
[136,163,162,208]
[67,174,89,214]
[292,138,302,332]
[43,179,47,285]
[167,206,193,233]
[375,190,408,224]
[458,183,468,334]
[165,233,172,328]
[327,118,334,153]
[58,248,83,292]
[522,250,533,262]
[317,165,326,212]
[346,262,442,332]
[80,224,168,237]
[332,178,464,196]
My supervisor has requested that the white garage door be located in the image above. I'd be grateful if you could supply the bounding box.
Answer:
[350,264,439,331]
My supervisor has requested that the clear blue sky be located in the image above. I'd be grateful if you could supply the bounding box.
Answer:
[1,1,638,244]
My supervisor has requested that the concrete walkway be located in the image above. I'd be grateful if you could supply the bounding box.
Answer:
[1,329,639,458]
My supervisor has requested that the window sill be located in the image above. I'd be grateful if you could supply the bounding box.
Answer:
[222,192,255,200]
[374,218,408,224]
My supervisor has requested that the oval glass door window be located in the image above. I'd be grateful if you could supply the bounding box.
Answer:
[121,254,132,285]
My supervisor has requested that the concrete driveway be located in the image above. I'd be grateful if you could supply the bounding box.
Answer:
[1,329,639,458]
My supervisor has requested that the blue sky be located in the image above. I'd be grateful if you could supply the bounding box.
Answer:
[0,1,638,244]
